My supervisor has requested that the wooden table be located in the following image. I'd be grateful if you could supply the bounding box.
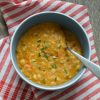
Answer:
[0,0,100,61]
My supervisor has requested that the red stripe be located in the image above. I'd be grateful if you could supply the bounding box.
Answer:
[33,0,56,13]
[97,97,100,100]
[3,5,19,13]
[67,79,100,100]
[89,36,94,41]
[82,20,90,28]
[32,88,40,93]
[0,2,9,7]
[39,74,94,99]
[0,47,10,71]
[9,31,14,35]
[69,6,86,17]
[51,2,65,11]
[3,72,17,99]
[0,38,7,53]
[20,84,30,100]
[86,28,92,34]
[61,4,76,13]
[91,53,97,60]
[0,61,12,91]
[91,45,95,50]
[11,79,23,99]
[7,0,55,29]
[28,91,34,100]
[5,1,39,21]
[26,0,32,5]
[83,88,100,100]
[37,91,54,99]
[77,12,88,22]
[12,0,20,3]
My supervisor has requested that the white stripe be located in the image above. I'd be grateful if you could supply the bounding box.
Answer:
[8,2,72,33]
[3,6,28,18]
[91,48,96,55]
[55,3,72,12]
[1,3,13,11]
[7,1,61,33]
[75,83,100,100]
[81,70,91,80]
[34,91,46,98]
[90,93,100,100]
[43,1,62,11]
[74,9,88,20]
[40,90,64,100]
[24,88,32,100]
[0,53,10,81]
[0,66,15,97]
[0,43,9,62]
[3,66,15,84]
[31,87,43,99]
[8,4,82,33]
[3,1,37,18]
[16,81,26,99]
[79,16,89,26]
[58,77,97,100]
[5,0,49,25]
[7,1,51,33]
[41,71,92,99]
[0,39,3,47]
[7,75,20,99]
[85,24,92,31]
[91,56,98,62]
[65,5,82,15]
[90,39,94,46]
[88,31,93,38]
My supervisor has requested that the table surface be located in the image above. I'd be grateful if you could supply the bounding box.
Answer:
[0,0,100,61]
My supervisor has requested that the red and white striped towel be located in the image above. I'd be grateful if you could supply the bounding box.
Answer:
[0,0,100,99]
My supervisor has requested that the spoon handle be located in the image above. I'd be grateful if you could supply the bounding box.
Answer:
[68,48,100,79]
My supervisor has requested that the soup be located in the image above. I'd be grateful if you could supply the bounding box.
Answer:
[16,22,82,86]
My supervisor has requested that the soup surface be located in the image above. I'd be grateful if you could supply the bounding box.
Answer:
[16,22,82,86]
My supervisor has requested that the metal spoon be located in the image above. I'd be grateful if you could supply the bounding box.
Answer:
[67,47,100,79]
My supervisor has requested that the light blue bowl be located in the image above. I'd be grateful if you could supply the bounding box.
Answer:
[10,11,91,90]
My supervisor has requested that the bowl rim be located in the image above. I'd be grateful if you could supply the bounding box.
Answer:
[10,11,91,90]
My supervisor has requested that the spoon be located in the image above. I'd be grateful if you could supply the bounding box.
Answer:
[67,47,100,79]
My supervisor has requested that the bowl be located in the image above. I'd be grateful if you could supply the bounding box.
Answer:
[10,11,91,90]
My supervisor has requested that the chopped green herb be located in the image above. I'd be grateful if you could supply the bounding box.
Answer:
[41,46,48,51]
[38,53,41,57]
[51,64,57,69]
[41,47,45,51]
[44,54,48,59]
[41,78,45,84]
[31,59,36,64]
[37,39,41,43]
[41,42,49,51]
[54,77,57,81]
[64,68,68,74]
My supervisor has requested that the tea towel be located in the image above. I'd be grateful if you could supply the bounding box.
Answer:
[0,0,100,99]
